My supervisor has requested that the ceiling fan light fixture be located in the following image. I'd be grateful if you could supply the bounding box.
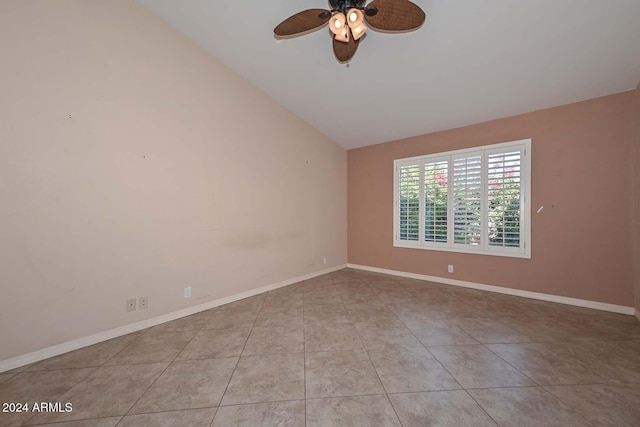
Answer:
[346,8,366,40]
[329,13,347,35]
[334,26,350,43]
[351,23,367,40]
[347,8,364,26]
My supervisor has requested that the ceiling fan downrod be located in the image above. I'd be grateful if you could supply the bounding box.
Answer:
[327,0,377,17]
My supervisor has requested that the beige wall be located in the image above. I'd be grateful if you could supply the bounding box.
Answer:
[348,92,636,307]
[0,1,347,360]
[635,83,640,315]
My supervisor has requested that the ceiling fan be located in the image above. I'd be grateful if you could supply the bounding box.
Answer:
[274,0,426,63]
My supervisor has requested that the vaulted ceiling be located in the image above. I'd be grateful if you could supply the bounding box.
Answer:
[138,0,640,149]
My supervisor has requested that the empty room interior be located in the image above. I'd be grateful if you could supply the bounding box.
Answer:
[2,1,640,426]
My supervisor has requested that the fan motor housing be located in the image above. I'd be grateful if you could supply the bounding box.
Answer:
[329,0,367,13]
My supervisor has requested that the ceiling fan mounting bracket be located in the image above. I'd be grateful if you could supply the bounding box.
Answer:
[329,0,369,15]
[329,1,366,10]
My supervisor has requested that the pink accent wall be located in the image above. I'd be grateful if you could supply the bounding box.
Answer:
[348,92,636,307]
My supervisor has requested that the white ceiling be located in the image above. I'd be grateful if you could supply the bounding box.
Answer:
[138,0,640,149]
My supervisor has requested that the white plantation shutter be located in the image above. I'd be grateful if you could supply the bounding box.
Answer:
[398,164,421,241]
[424,160,448,243]
[487,149,522,249]
[394,139,530,258]
[453,154,482,246]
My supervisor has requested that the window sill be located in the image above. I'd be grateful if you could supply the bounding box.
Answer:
[393,241,531,259]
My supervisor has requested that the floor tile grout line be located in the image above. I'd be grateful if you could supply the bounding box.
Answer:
[303,278,307,427]
[393,311,483,347]
[16,365,101,426]
[212,300,287,427]
[120,320,211,420]
[23,415,125,427]
[371,335,640,391]
[207,406,218,427]
[351,316,405,427]
[425,343,469,386]
[398,322,467,392]
[144,308,216,336]
[407,328,533,387]
[463,388,502,426]
[470,386,597,427]
[478,340,617,387]
[216,398,306,409]
[477,342,539,386]
[307,391,406,400]
[99,333,143,368]
[540,385,599,426]
[419,336,640,345]
[12,367,99,425]
[213,294,265,412]
[0,373,17,385]
[116,406,219,416]
[24,333,139,374]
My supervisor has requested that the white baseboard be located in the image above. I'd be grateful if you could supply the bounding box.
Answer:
[347,263,635,316]
[0,264,347,373]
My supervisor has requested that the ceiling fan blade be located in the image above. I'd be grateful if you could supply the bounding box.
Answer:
[332,32,360,63]
[274,9,331,38]
[364,0,425,32]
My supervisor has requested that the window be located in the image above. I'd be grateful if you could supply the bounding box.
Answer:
[394,139,531,258]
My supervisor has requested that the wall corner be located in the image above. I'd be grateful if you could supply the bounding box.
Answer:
[634,82,640,315]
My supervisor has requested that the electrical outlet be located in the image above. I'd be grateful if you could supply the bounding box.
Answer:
[126,298,137,312]
[448,264,454,273]
[139,297,148,310]
[184,287,192,298]
[323,257,327,265]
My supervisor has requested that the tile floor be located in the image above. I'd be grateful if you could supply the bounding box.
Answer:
[2,268,640,426]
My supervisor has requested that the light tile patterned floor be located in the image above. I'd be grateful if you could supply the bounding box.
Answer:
[2,268,640,426]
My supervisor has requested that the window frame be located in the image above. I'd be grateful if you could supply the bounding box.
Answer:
[393,139,531,259]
